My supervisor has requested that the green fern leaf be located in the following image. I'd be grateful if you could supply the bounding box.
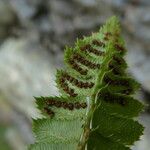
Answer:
[29,16,144,150]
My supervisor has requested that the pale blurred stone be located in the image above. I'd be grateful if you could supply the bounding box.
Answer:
[0,38,58,119]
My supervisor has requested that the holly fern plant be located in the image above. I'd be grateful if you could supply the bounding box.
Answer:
[29,16,144,150]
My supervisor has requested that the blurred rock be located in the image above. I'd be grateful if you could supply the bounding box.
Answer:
[0,37,58,119]
[126,36,150,93]
[0,1,18,40]
[124,5,150,44]
[9,0,36,21]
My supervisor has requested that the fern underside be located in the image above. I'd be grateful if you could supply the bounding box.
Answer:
[29,17,144,150]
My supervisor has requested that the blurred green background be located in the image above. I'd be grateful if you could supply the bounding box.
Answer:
[0,0,150,150]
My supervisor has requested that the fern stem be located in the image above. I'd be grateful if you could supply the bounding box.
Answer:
[77,85,102,149]
[77,52,113,150]
[77,99,95,150]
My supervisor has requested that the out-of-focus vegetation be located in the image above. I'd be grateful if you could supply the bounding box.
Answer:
[0,125,11,150]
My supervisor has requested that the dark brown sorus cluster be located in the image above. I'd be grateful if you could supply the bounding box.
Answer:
[59,77,78,97]
[108,62,122,75]
[103,75,130,87]
[69,59,88,75]
[72,53,100,69]
[46,99,87,110]
[114,43,125,52]
[80,42,105,56]
[105,32,112,37]
[122,88,133,95]
[112,56,125,65]
[43,107,55,117]
[99,91,127,106]
[103,32,112,41]
[62,72,94,89]
[92,40,105,47]
[103,36,109,41]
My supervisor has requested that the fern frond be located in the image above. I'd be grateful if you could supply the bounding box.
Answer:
[29,16,144,150]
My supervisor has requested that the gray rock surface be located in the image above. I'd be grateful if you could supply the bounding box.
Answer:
[0,37,58,118]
